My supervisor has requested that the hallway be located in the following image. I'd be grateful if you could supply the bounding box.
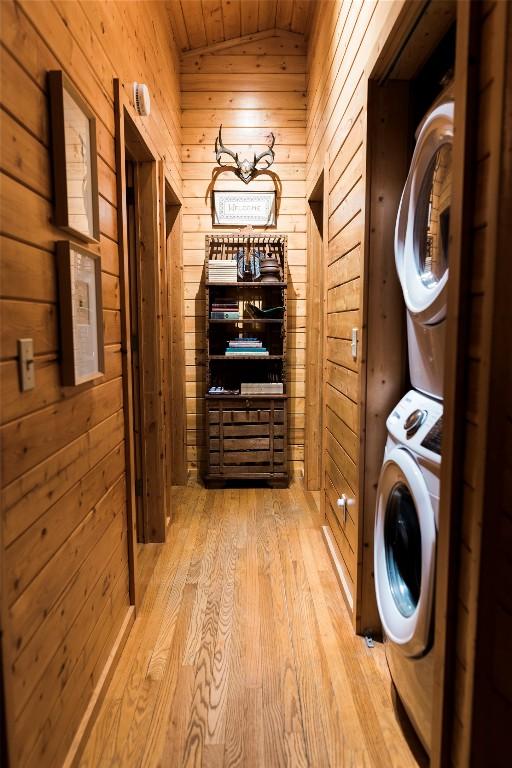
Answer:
[80,484,418,767]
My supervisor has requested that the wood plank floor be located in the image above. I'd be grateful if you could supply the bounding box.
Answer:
[79,482,420,767]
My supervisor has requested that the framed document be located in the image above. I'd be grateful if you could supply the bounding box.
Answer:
[212,190,276,227]
[48,71,100,243]
[56,241,105,386]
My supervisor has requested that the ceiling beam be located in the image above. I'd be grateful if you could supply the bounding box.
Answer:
[180,27,306,58]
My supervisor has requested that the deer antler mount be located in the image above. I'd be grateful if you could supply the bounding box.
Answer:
[215,125,275,184]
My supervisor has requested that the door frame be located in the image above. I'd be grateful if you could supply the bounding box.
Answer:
[114,80,168,608]
[305,168,328,491]
[358,2,479,764]
[160,169,187,488]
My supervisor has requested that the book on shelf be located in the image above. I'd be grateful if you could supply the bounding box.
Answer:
[225,349,269,356]
[211,312,240,319]
[208,259,238,283]
[228,339,262,348]
[241,382,284,395]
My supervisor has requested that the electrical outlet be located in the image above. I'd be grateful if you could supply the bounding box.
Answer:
[18,338,35,392]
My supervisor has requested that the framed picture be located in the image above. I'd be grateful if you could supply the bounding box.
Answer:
[212,190,276,227]
[56,241,105,386]
[48,71,100,243]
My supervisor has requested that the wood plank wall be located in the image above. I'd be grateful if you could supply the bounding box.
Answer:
[306,0,402,612]
[180,30,307,478]
[0,2,180,765]
[451,1,511,763]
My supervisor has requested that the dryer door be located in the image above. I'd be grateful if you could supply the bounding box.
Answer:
[395,100,454,325]
[374,447,436,657]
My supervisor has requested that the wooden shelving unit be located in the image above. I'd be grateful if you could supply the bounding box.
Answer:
[204,234,289,487]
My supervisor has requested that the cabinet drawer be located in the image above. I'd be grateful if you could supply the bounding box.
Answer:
[210,437,285,451]
[208,408,284,425]
[209,423,285,438]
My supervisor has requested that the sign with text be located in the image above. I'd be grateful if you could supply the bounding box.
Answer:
[212,190,276,227]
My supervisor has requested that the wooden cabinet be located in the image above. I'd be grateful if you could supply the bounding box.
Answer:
[206,398,288,484]
[204,235,289,487]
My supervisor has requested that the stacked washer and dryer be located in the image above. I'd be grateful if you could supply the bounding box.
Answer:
[373,98,454,753]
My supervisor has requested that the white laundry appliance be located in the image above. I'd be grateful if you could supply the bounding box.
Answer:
[395,99,454,400]
[374,389,443,753]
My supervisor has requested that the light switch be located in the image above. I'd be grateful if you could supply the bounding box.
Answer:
[18,338,35,392]
[351,328,358,360]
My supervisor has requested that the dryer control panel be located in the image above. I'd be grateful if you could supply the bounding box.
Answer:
[387,390,443,465]
[421,415,443,455]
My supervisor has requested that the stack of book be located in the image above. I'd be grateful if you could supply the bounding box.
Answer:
[211,299,239,320]
[208,386,240,395]
[208,259,237,283]
[241,382,284,395]
[225,338,269,356]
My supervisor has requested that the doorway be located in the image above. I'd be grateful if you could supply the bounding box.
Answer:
[164,181,187,488]
[125,154,145,542]
[123,120,166,547]
[305,171,326,491]
[114,80,175,607]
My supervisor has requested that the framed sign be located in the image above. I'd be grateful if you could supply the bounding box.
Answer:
[212,190,276,227]
[48,71,100,243]
[56,241,105,386]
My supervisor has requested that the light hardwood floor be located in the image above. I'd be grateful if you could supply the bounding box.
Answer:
[79,482,420,767]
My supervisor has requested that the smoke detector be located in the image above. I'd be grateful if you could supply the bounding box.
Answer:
[133,82,151,116]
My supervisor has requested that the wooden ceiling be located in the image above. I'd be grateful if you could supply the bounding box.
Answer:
[167,1,315,52]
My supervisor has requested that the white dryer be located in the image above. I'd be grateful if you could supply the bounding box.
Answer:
[374,390,443,753]
[395,100,454,400]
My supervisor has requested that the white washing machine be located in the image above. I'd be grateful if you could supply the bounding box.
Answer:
[374,390,443,753]
[395,99,454,400]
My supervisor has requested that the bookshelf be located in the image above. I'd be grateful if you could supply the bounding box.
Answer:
[204,234,289,487]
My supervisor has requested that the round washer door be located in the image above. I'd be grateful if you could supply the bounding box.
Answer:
[395,100,454,325]
[374,447,436,657]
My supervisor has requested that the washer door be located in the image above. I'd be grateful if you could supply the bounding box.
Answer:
[395,100,454,325]
[374,447,436,657]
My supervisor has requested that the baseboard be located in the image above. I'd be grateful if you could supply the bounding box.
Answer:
[321,525,354,614]
[62,605,135,768]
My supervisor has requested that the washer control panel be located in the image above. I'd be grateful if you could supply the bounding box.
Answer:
[387,390,443,463]
[421,415,443,455]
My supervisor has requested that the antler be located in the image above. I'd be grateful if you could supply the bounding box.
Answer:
[253,132,275,170]
[215,125,239,166]
[214,126,276,182]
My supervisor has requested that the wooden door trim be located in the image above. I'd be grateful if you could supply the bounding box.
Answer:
[430,3,480,764]
[114,80,167,614]
[354,1,478,757]
[114,79,138,607]
[469,4,511,761]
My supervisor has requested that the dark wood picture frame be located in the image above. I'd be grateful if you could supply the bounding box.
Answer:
[56,240,105,386]
[48,70,100,243]
[212,189,277,227]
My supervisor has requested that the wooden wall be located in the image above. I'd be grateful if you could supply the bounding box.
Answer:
[306,0,403,616]
[0,1,180,765]
[180,30,307,478]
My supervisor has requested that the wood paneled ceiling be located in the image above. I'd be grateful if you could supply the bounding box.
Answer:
[167,1,315,52]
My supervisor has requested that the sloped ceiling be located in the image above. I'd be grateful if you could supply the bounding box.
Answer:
[167,0,314,52]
